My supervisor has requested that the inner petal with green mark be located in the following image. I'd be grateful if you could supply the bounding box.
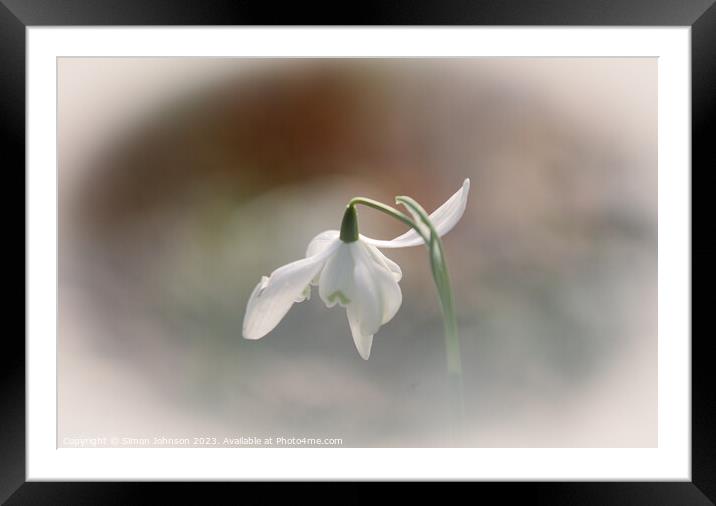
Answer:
[294,284,312,303]
[328,290,351,305]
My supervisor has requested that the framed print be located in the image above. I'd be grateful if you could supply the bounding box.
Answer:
[5,0,710,503]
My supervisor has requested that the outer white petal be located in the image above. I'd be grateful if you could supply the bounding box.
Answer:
[306,230,340,257]
[346,307,374,360]
[306,230,341,286]
[356,242,402,323]
[363,242,402,282]
[346,243,403,360]
[242,240,339,340]
[345,250,383,360]
[361,178,470,249]
[349,252,384,335]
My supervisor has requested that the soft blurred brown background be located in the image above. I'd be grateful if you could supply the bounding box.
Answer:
[58,58,656,447]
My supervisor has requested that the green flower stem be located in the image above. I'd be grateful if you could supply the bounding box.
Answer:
[396,196,465,426]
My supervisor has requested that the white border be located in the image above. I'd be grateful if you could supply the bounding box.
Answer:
[27,27,691,480]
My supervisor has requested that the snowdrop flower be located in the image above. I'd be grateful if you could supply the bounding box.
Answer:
[242,179,470,359]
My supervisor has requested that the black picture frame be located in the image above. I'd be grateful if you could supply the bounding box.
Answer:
[4,1,710,503]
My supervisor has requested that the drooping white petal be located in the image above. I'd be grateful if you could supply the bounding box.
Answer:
[361,178,470,249]
[243,240,339,340]
[306,230,340,257]
[364,242,402,282]
[344,249,384,360]
[345,243,403,359]
[306,230,340,286]
[356,242,402,323]
[347,306,374,360]
[350,257,384,338]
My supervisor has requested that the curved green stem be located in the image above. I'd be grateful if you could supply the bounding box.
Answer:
[347,197,430,243]
[396,195,465,424]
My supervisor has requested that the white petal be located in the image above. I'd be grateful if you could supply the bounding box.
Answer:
[294,284,311,303]
[361,178,470,249]
[318,242,355,308]
[242,241,339,340]
[363,242,402,282]
[357,242,402,323]
[306,230,340,286]
[346,250,383,355]
[346,307,374,360]
[306,230,340,257]
[316,241,403,359]
[343,243,403,360]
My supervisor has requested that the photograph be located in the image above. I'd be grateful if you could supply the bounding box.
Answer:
[57,57,657,449]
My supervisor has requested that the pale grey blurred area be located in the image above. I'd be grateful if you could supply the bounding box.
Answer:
[58,58,656,447]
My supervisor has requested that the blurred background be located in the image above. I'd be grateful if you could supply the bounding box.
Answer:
[58,58,656,447]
